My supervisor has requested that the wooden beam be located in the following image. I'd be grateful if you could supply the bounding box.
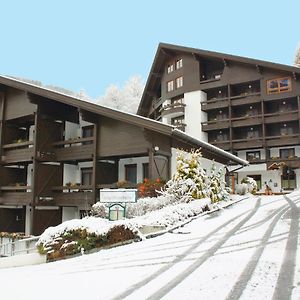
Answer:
[151,72,162,78]
[148,148,155,180]
[92,122,99,204]
[256,65,262,74]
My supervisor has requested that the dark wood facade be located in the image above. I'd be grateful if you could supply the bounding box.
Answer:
[0,75,244,235]
[138,43,300,171]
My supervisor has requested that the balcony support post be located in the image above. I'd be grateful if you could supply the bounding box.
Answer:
[92,122,99,204]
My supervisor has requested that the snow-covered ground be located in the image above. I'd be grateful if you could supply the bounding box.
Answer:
[0,192,300,300]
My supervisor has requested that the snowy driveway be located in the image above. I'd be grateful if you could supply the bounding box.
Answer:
[1,193,300,300]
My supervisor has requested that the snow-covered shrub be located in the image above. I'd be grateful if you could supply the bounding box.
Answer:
[162,149,208,201]
[236,183,248,195]
[208,163,231,203]
[90,202,108,218]
[241,177,257,194]
[36,218,141,261]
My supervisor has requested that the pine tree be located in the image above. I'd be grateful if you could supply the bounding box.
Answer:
[208,163,230,203]
[163,149,208,202]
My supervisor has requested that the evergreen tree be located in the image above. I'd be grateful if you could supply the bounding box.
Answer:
[163,149,208,202]
[208,163,230,203]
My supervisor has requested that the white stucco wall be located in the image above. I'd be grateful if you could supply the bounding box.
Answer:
[62,207,80,222]
[184,90,208,141]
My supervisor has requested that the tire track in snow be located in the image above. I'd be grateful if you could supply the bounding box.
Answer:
[272,195,299,300]
[144,198,262,300]
[226,198,300,300]
[110,199,260,300]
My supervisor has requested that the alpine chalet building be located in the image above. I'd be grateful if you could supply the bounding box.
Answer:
[138,43,300,193]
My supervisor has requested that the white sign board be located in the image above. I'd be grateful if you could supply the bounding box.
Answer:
[100,189,137,203]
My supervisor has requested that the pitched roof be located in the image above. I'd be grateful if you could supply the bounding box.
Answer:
[0,74,247,166]
[137,42,300,115]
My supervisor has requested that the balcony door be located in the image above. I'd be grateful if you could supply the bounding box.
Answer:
[125,164,137,184]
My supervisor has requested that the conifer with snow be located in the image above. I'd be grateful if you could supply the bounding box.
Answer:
[208,163,230,203]
[163,149,208,201]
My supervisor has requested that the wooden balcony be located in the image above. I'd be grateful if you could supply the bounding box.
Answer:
[52,137,94,162]
[231,115,262,128]
[267,156,300,169]
[202,119,230,131]
[0,190,32,205]
[232,138,263,150]
[1,141,34,164]
[161,103,185,118]
[265,134,300,147]
[201,97,229,111]
[264,110,299,124]
[210,141,231,151]
[231,92,261,106]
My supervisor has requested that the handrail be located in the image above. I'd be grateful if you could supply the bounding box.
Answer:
[265,133,300,140]
[0,185,32,191]
[2,141,34,149]
[230,91,261,99]
[264,110,299,117]
[52,185,93,191]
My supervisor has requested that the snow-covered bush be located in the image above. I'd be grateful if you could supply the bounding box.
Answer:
[162,149,208,201]
[241,177,258,194]
[36,218,141,261]
[208,163,231,203]
[236,183,248,195]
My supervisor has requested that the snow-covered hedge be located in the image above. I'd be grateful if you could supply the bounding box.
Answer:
[37,197,212,261]
[240,177,258,194]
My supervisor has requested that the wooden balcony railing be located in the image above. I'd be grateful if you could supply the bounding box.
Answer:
[231,114,262,127]
[210,140,231,151]
[202,119,230,131]
[161,103,185,118]
[265,133,300,147]
[232,137,263,150]
[231,92,261,106]
[201,97,229,111]
[264,110,299,124]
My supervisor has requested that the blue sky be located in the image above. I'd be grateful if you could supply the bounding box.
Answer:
[0,0,299,98]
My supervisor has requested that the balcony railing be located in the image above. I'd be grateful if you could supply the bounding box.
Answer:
[52,137,94,162]
[201,97,229,111]
[1,141,34,164]
[232,137,263,150]
[265,133,300,147]
[202,119,230,131]
[161,103,185,118]
[264,110,299,124]
[210,140,231,151]
[230,92,261,106]
[231,114,262,128]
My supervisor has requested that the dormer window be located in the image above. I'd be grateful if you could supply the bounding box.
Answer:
[167,64,174,74]
[176,58,183,69]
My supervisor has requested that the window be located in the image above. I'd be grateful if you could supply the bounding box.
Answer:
[247,175,262,190]
[246,151,261,162]
[142,163,149,180]
[167,80,174,92]
[267,77,292,94]
[171,97,184,107]
[280,148,295,159]
[81,168,93,186]
[167,64,174,74]
[171,116,184,126]
[176,58,183,69]
[216,131,228,142]
[281,167,296,190]
[125,164,137,184]
[280,124,293,136]
[176,76,183,89]
[82,125,94,145]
